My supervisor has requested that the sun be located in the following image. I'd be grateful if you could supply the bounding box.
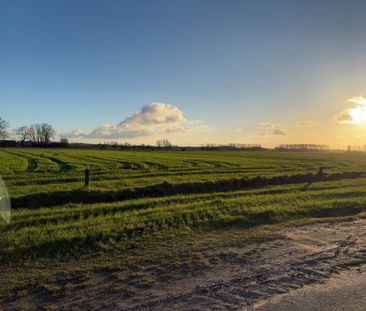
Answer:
[349,106,366,124]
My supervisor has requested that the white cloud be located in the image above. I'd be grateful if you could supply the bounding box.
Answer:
[63,102,203,140]
[347,96,366,105]
[334,109,354,124]
[86,124,153,139]
[118,103,186,130]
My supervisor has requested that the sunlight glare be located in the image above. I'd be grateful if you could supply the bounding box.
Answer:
[350,106,366,124]
[347,96,366,106]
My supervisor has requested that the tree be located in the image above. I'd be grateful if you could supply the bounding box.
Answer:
[34,124,42,145]
[28,125,37,143]
[156,139,172,148]
[28,123,56,146]
[17,126,30,147]
[60,138,69,148]
[40,123,56,146]
[0,118,10,146]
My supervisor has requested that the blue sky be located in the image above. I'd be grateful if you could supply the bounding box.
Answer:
[1,0,366,146]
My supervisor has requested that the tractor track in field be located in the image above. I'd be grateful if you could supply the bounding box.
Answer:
[44,156,72,172]
[4,151,71,173]
[27,159,38,172]
[11,171,366,209]
[25,152,71,173]
[4,151,39,172]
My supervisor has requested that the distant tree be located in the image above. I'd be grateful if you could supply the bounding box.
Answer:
[0,118,10,146]
[34,124,42,145]
[17,126,30,147]
[156,139,172,148]
[276,144,329,152]
[60,138,69,148]
[40,123,56,146]
[28,125,37,143]
[28,123,56,146]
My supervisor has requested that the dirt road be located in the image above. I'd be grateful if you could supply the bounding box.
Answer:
[123,218,366,311]
[4,218,366,310]
[255,270,366,311]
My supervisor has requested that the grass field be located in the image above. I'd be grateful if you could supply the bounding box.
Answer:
[2,148,366,307]
[2,148,366,260]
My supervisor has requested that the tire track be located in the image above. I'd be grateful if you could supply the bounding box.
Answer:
[121,220,366,310]
[4,151,39,172]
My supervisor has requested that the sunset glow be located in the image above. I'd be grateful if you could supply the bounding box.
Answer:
[334,96,366,125]
[347,96,366,106]
[349,106,366,124]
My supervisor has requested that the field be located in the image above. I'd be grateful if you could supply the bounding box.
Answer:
[2,148,366,310]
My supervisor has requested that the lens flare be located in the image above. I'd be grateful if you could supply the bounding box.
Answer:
[0,177,11,223]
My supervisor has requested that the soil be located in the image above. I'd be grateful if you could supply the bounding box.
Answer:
[4,218,366,310]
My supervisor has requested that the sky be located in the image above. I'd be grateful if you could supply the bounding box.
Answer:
[1,0,366,148]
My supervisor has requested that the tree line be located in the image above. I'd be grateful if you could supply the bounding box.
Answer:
[275,144,329,151]
[0,117,57,147]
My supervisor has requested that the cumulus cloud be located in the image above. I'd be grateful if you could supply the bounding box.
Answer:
[118,103,186,130]
[334,109,354,124]
[273,129,286,135]
[63,102,202,140]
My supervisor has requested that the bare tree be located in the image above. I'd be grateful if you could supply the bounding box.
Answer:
[28,124,42,145]
[35,124,42,145]
[17,126,30,147]
[40,123,56,146]
[156,139,172,148]
[28,123,56,146]
[0,118,10,146]
[28,125,37,143]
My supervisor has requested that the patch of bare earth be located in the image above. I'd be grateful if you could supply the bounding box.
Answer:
[4,218,366,310]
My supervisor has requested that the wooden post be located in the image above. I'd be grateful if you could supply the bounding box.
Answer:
[84,165,90,188]
[317,166,324,175]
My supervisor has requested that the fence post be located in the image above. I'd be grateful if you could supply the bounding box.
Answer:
[84,165,90,188]
[317,166,324,175]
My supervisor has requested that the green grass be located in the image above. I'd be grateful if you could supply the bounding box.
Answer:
[1,148,366,263]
